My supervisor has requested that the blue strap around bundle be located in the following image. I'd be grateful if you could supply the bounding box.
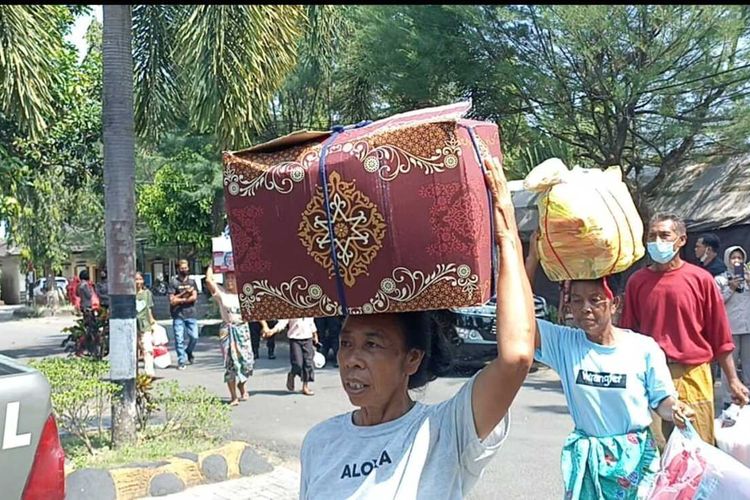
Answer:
[318,120,373,314]
[464,126,498,300]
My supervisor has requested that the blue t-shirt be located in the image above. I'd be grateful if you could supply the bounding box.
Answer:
[535,320,677,437]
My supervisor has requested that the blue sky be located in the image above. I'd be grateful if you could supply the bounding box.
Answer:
[66,5,102,62]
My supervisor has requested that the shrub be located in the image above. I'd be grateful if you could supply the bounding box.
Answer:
[135,373,158,432]
[31,358,230,463]
[150,381,230,441]
[29,357,119,454]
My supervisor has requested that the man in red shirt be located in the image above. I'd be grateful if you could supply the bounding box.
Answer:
[621,213,749,445]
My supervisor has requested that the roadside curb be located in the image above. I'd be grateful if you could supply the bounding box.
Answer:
[5,308,76,321]
[65,441,274,500]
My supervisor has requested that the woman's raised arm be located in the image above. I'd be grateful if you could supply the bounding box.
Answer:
[471,157,537,440]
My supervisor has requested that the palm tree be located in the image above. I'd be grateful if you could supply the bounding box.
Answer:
[132,5,310,234]
[2,4,333,445]
[0,5,64,139]
[133,5,308,148]
[108,6,325,446]
[102,4,138,446]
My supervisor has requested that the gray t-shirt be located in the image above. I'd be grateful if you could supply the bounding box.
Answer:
[77,281,93,309]
[168,276,198,319]
[299,374,509,499]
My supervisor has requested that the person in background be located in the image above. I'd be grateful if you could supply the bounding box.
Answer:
[77,270,93,311]
[68,274,81,313]
[168,259,199,370]
[621,213,749,445]
[205,267,254,406]
[250,321,276,360]
[76,269,98,356]
[96,268,110,309]
[135,272,156,377]
[25,267,34,306]
[695,232,727,277]
[696,233,729,381]
[263,318,319,396]
[716,245,750,400]
[314,316,343,368]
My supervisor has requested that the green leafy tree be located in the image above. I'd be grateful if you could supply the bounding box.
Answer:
[0,5,75,138]
[132,5,321,235]
[14,166,70,278]
[1,7,104,282]
[137,157,214,258]
[135,128,219,262]
[263,6,352,138]
[312,6,554,175]
[498,5,750,203]
[321,5,750,189]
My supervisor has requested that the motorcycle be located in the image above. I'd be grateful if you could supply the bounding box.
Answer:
[151,279,168,296]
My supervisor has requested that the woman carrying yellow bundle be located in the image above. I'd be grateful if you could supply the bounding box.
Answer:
[526,244,695,499]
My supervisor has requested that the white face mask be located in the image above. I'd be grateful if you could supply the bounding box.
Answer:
[699,249,712,263]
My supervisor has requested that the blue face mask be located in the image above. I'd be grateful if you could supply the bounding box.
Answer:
[647,239,677,264]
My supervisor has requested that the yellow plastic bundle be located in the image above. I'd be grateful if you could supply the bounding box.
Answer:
[523,158,644,281]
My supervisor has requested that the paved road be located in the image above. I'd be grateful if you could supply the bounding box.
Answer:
[0,316,572,499]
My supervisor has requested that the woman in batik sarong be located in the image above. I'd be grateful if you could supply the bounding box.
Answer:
[205,267,254,406]
[527,242,696,499]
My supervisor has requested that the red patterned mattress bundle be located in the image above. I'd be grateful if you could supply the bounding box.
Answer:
[222,102,502,321]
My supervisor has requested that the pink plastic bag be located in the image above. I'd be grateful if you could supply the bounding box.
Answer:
[648,421,750,499]
[153,345,172,369]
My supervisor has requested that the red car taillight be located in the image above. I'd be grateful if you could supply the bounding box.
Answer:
[22,415,65,500]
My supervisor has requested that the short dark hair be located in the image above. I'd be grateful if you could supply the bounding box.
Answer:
[698,233,721,252]
[649,213,686,236]
[79,269,89,281]
[394,310,459,390]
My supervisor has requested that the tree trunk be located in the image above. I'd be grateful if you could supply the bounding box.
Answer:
[103,4,137,447]
[211,190,225,236]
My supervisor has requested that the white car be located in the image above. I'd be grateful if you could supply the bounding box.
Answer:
[32,277,69,298]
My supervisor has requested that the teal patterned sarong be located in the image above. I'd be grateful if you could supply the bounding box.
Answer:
[220,322,254,384]
[561,427,660,500]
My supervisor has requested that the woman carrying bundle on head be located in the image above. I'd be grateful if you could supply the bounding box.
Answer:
[526,243,696,499]
[298,157,537,499]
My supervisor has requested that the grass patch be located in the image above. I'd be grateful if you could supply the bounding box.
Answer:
[63,428,223,470]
